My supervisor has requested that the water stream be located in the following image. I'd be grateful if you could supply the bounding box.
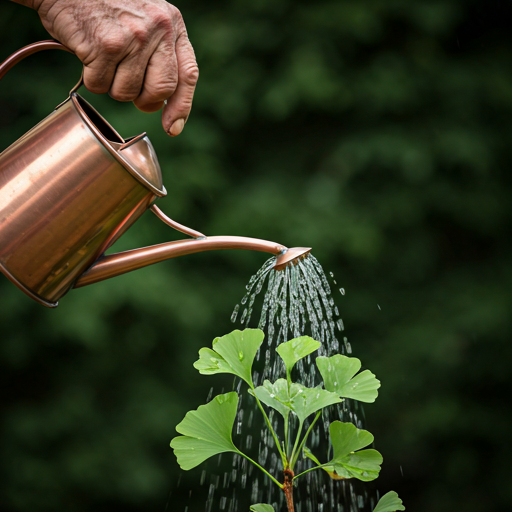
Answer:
[173,254,378,512]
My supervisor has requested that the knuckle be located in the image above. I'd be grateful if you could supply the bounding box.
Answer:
[99,35,125,56]
[145,79,178,101]
[168,4,183,22]
[151,8,173,33]
[131,26,149,46]
[181,62,199,86]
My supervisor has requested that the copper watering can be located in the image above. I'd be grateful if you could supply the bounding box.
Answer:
[0,41,310,308]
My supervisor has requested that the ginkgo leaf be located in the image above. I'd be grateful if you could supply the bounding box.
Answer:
[303,447,346,480]
[250,505,275,512]
[251,379,341,424]
[194,347,234,375]
[276,336,320,379]
[249,379,291,420]
[326,421,382,482]
[170,392,239,470]
[373,491,405,512]
[316,354,381,403]
[328,449,383,481]
[193,329,264,387]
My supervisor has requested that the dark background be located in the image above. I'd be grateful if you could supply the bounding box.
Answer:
[1,1,511,511]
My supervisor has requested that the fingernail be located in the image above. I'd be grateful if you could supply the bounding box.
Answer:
[169,118,185,137]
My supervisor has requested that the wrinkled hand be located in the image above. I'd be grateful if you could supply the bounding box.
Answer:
[29,0,199,136]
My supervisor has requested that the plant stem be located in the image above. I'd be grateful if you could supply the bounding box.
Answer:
[293,462,332,481]
[290,411,322,469]
[288,420,303,467]
[283,468,295,512]
[284,413,290,457]
[253,394,288,468]
[237,450,284,489]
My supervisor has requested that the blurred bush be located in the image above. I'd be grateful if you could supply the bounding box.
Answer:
[0,1,510,512]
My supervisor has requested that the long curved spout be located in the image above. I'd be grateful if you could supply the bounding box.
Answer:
[74,236,311,289]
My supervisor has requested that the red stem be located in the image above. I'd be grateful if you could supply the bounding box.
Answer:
[283,468,295,512]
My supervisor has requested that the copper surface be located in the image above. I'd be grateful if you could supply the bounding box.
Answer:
[0,41,164,305]
[74,236,288,287]
[150,205,205,239]
[274,247,312,270]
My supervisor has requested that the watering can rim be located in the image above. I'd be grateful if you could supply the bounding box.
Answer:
[67,92,167,198]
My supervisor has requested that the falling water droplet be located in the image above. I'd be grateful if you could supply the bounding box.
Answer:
[339,288,345,295]
[230,304,240,323]
[377,304,381,310]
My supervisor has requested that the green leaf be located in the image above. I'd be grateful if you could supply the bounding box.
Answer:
[250,379,291,420]
[303,446,322,466]
[193,329,264,387]
[170,392,239,470]
[316,354,381,403]
[303,446,348,480]
[326,421,382,482]
[251,378,341,423]
[250,505,275,512]
[373,491,405,512]
[276,336,321,379]
[327,449,383,481]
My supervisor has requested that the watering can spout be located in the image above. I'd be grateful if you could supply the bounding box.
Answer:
[74,205,312,289]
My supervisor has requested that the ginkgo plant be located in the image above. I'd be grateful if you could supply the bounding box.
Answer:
[170,329,405,512]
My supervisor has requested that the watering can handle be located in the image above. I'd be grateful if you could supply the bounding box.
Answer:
[0,40,83,95]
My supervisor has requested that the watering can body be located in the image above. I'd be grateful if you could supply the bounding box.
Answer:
[0,41,165,307]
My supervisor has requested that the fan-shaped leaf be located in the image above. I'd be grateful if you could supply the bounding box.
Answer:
[325,421,382,482]
[317,354,380,403]
[373,491,405,512]
[170,392,239,470]
[193,329,264,387]
[252,378,341,423]
[276,336,321,379]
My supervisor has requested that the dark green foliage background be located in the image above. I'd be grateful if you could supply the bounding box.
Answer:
[1,1,511,511]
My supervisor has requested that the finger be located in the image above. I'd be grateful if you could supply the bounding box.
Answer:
[82,58,118,95]
[161,34,199,136]
[133,42,178,113]
[109,49,151,102]
[78,35,127,95]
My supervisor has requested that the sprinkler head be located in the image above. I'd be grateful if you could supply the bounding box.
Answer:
[273,247,312,271]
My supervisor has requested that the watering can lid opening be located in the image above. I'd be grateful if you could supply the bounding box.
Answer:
[71,93,167,198]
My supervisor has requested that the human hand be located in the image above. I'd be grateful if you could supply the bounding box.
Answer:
[17,0,199,136]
